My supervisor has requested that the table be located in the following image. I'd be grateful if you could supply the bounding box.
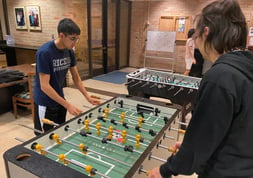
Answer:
[0,64,35,114]
[4,95,179,178]
[126,68,202,128]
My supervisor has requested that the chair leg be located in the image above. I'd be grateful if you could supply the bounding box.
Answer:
[31,104,35,122]
[12,97,18,119]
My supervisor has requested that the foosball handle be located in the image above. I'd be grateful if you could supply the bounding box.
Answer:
[138,165,151,176]
[91,95,100,99]
[178,129,186,134]
[42,118,54,125]
[42,118,59,126]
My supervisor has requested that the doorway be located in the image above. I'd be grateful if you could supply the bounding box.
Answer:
[88,0,116,76]
[77,0,130,79]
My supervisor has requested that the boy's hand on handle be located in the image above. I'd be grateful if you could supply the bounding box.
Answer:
[66,102,82,116]
[88,95,101,105]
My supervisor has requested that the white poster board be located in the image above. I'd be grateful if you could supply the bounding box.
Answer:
[146,31,176,52]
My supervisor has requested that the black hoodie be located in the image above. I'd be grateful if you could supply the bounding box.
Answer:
[160,50,253,178]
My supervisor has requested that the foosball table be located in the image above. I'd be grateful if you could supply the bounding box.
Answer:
[126,68,202,127]
[4,95,180,178]
[126,68,201,105]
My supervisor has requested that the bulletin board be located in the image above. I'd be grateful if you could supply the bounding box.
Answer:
[159,16,191,41]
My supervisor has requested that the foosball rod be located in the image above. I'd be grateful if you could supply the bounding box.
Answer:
[125,79,135,85]
[42,118,143,154]
[101,107,164,132]
[82,105,92,109]
[174,87,184,96]
[168,127,186,134]
[148,152,166,163]
[138,165,150,176]
[116,102,172,116]
[79,118,150,145]
[110,111,164,128]
[17,124,133,169]
[15,137,26,143]
[111,119,157,136]
[162,133,175,140]
[129,81,142,87]
[31,142,110,178]
[174,120,188,126]
[156,142,176,153]
[86,125,149,147]
[90,95,109,101]
[91,122,150,144]
[50,133,132,167]
[64,125,143,155]
[13,129,108,178]
[95,116,157,137]
[19,124,44,134]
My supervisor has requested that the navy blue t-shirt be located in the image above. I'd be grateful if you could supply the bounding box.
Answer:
[34,40,76,106]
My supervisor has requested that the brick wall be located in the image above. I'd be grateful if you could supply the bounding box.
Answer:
[6,0,88,61]
[129,0,253,74]
[5,0,253,74]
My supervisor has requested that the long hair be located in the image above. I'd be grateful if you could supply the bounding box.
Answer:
[194,0,247,54]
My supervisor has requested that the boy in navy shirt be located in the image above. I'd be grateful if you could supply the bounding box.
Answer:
[34,18,99,135]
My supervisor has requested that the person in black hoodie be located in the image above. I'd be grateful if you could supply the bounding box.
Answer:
[148,0,253,178]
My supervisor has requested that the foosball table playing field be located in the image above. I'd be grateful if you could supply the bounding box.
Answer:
[4,95,181,178]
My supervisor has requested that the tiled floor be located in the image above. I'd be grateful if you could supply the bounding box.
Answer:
[0,68,197,178]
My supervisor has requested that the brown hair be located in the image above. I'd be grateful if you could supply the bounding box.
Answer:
[194,0,247,54]
[188,28,196,38]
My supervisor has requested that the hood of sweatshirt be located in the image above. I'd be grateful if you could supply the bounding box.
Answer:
[213,50,253,81]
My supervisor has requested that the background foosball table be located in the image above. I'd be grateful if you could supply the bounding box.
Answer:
[126,68,202,128]
[4,95,180,178]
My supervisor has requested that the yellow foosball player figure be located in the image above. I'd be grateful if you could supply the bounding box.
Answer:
[120,112,125,123]
[121,130,127,144]
[104,108,109,119]
[107,126,113,140]
[138,117,143,127]
[96,122,101,136]
[135,134,141,149]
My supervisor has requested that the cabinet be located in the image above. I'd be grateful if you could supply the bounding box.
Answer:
[0,53,7,68]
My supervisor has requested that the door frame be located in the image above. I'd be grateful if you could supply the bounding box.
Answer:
[87,0,130,77]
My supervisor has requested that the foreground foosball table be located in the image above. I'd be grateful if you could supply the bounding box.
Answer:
[4,95,180,178]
